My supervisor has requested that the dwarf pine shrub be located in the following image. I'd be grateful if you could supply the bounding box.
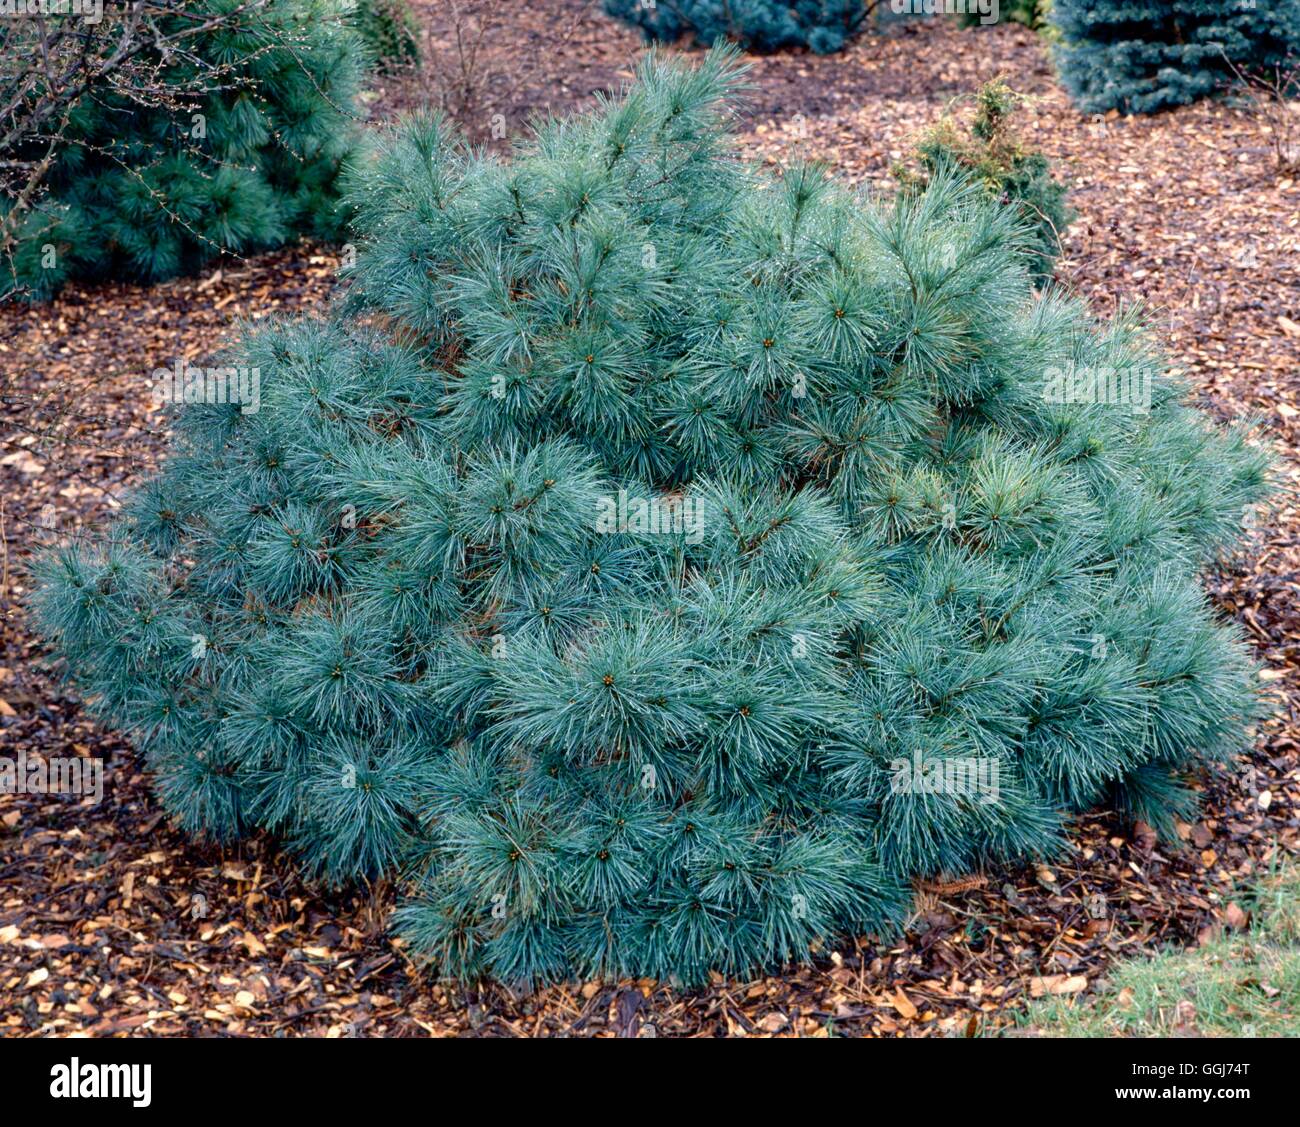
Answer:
[1053,0,1300,115]
[4,0,368,300]
[32,50,1268,986]
[604,0,871,54]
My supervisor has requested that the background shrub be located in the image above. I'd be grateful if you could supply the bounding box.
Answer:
[2,0,368,300]
[896,80,1073,283]
[348,0,422,73]
[603,0,873,54]
[1052,0,1300,115]
[956,0,1047,31]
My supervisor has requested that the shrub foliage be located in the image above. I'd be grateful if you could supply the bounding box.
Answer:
[604,0,871,54]
[896,80,1073,284]
[4,0,367,299]
[349,0,422,74]
[33,51,1267,986]
[1052,0,1300,114]
[956,0,1049,32]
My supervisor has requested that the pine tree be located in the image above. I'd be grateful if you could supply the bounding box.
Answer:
[1052,0,1300,114]
[32,50,1268,987]
[4,0,368,300]
[603,0,873,54]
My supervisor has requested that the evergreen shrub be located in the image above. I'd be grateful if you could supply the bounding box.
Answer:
[896,80,1073,283]
[349,0,421,73]
[1052,0,1300,114]
[603,0,871,54]
[5,0,368,299]
[956,0,1047,32]
[32,50,1268,986]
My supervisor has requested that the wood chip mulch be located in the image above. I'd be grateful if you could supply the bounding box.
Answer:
[1,6,1297,1037]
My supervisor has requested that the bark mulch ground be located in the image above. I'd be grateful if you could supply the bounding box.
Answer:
[1,6,1297,1037]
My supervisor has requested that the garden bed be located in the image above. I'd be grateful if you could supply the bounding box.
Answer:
[1,6,1297,1037]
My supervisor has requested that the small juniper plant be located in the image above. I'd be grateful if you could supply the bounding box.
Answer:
[32,50,1268,987]
[895,80,1074,284]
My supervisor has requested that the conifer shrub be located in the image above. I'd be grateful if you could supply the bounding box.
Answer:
[956,0,1048,32]
[603,0,871,54]
[5,0,368,300]
[1052,0,1300,115]
[895,80,1073,284]
[32,51,1269,987]
[349,0,422,73]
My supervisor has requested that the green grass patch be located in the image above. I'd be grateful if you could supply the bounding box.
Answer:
[1012,862,1300,1037]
